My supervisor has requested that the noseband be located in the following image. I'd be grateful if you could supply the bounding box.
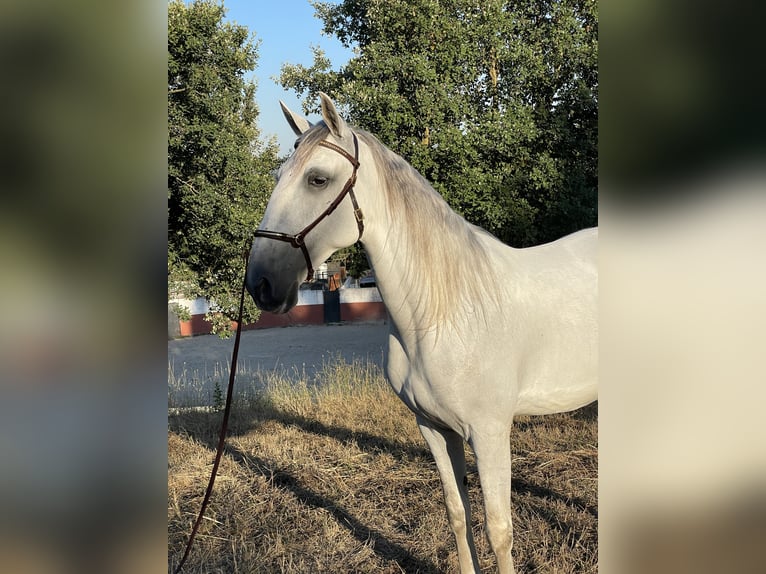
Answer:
[253,133,363,281]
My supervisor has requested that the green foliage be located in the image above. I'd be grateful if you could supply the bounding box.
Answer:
[204,310,240,339]
[212,379,224,412]
[331,244,369,279]
[168,0,279,330]
[169,301,192,322]
[282,0,597,246]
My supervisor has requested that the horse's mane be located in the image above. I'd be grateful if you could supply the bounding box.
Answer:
[290,122,499,329]
[356,129,499,330]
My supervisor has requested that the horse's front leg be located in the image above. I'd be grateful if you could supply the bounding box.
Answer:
[418,418,481,574]
[470,430,515,574]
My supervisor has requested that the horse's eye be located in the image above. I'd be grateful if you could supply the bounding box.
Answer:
[308,175,328,188]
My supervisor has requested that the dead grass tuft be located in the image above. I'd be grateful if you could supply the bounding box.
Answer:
[168,358,597,573]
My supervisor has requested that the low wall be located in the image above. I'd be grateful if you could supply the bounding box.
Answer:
[339,287,386,323]
[244,290,324,330]
[169,288,386,337]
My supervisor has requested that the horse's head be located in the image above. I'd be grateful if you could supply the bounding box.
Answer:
[246,93,364,313]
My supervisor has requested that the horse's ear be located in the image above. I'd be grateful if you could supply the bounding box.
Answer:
[280,101,312,136]
[319,92,348,139]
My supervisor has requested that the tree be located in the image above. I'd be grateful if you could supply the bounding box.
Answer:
[332,244,369,279]
[168,0,279,334]
[281,0,597,247]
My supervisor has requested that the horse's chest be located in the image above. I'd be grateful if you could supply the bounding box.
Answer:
[386,346,468,431]
[395,373,437,411]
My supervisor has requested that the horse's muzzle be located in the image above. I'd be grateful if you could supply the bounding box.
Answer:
[245,272,298,314]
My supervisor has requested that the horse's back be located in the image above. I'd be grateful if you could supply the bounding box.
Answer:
[561,226,598,266]
[528,226,597,268]
[484,226,597,296]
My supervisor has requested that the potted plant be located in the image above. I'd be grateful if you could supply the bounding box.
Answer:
[170,302,193,337]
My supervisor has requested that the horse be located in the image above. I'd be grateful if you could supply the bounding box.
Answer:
[246,93,598,574]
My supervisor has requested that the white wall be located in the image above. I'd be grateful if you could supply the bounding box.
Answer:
[170,287,380,316]
[340,287,382,304]
[296,289,324,306]
[169,296,209,315]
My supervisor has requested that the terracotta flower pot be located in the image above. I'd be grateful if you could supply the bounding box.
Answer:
[179,319,193,337]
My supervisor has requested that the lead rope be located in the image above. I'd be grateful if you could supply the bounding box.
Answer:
[173,249,249,574]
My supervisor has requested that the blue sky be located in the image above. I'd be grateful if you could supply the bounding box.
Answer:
[220,1,355,155]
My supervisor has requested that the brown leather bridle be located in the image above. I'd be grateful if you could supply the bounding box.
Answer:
[252,133,364,281]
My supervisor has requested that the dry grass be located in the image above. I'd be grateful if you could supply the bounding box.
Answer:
[168,358,597,573]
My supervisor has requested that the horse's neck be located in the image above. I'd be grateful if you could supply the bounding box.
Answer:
[360,208,423,335]
[358,159,491,338]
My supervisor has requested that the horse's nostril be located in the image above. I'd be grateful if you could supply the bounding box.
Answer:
[249,276,269,300]
[246,273,279,311]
